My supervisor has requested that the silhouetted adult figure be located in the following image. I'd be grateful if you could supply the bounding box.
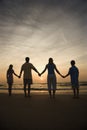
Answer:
[7,64,19,96]
[40,58,63,98]
[63,60,79,98]
[19,57,40,97]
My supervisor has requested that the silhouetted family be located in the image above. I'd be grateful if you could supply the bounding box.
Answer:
[7,57,79,99]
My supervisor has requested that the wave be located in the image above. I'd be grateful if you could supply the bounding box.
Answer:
[0,81,87,91]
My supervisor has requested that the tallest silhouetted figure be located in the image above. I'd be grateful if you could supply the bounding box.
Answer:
[19,57,40,97]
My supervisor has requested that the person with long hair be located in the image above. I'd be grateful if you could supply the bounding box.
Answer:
[7,64,19,96]
[40,58,63,98]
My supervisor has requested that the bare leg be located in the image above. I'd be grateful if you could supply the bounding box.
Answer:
[77,88,79,98]
[73,88,76,98]
[8,83,12,96]
[24,85,27,97]
[49,90,52,98]
[53,90,55,98]
[28,85,31,97]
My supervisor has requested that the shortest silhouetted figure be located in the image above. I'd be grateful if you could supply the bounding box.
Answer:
[63,60,79,98]
[7,64,19,96]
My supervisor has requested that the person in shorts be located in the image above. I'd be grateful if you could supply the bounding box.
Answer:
[63,60,79,98]
[19,57,40,97]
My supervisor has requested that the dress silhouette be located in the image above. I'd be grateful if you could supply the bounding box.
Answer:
[7,64,19,96]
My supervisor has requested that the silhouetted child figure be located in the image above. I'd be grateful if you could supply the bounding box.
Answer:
[40,58,63,98]
[64,60,79,98]
[7,64,19,96]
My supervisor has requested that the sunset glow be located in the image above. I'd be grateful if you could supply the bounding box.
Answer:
[0,0,87,84]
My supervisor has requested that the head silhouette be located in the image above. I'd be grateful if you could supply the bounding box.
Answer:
[25,57,30,63]
[71,60,75,66]
[9,64,13,69]
[49,58,53,64]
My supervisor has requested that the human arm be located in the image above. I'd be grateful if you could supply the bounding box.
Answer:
[63,69,70,78]
[31,64,40,76]
[13,72,20,78]
[33,67,40,76]
[55,65,64,78]
[40,65,47,76]
[13,69,20,78]
[63,73,69,78]
[19,66,23,78]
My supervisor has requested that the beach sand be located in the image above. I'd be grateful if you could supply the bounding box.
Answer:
[0,91,87,130]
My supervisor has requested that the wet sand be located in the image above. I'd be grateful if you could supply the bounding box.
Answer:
[0,92,87,130]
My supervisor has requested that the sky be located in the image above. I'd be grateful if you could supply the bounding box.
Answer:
[0,0,87,84]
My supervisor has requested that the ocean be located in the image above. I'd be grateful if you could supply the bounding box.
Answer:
[0,81,87,95]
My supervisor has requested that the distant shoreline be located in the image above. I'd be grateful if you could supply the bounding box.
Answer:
[0,86,87,95]
[0,81,87,95]
[0,81,87,87]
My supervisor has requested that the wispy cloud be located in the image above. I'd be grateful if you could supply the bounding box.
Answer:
[0,0,87,81]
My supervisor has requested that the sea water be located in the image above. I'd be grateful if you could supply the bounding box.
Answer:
[0,82,87,95]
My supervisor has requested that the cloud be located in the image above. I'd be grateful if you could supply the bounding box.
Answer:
[0,0,87,61]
